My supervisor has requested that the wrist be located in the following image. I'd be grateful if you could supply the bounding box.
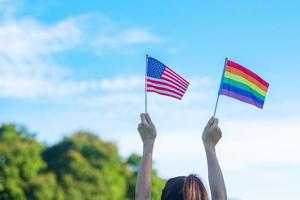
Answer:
[143,141,154,153]
[204,143,215,152]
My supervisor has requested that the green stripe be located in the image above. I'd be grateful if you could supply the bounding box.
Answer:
[223,77,266,100]
[224,72,267,96]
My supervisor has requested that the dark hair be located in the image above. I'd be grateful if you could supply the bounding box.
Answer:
[161,174,208,200]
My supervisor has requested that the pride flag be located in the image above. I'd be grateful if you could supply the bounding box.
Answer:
[219,59,269,109]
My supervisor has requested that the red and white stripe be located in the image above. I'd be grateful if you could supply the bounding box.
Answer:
[146,66,189,100]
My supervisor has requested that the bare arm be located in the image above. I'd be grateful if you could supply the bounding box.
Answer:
[202,117,227,200]
[136,113,157,200]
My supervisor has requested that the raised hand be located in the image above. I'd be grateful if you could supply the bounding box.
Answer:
[137,113,157,146]
[202,117,222,149]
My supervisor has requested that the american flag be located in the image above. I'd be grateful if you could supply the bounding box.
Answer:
[146,56,189,100]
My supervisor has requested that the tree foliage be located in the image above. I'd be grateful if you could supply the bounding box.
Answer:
[0,124,165,200]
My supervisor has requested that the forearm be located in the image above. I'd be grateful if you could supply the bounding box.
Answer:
[135,143,154,200]
[205,146,227,200]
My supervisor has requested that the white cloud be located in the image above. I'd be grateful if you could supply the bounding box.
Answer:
[0,16,82,98]
[94,29,163,49]
[113,116,300,175]
[220,117,300,167]
[0,0,22,19]
[0,9,162,98]
[0,18,82,58]
[99,76,144,91]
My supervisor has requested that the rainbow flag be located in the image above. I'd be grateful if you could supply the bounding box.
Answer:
[219,59,269,109]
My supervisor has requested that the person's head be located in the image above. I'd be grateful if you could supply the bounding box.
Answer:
[161,174,208,200]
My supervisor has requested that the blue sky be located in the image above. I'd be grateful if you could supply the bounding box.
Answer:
[0,0,300,199]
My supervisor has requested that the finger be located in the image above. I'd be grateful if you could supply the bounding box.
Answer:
[213,118,219,126]
[145,113,154,126]
[209,117,216,126]
[205,117,214,129]
[140,113,147,124]
[137,123,144,131]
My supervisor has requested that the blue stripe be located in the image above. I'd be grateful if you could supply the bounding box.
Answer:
[220,83,265,105]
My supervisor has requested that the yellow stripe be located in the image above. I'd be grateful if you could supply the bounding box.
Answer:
[224,71,267,96]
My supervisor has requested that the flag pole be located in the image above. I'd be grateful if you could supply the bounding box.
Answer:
[213,57,228,117]
[145,54,149,113]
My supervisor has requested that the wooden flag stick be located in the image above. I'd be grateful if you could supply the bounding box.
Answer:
[213,93,220,117]
[145,54,149,113]
[213,57,228,117]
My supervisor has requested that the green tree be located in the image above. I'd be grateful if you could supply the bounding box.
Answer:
[43,131,128,200]
[0,124,165,200]
[0,124,60,200]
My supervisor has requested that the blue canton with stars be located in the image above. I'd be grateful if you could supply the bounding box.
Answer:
[147,57,166,78]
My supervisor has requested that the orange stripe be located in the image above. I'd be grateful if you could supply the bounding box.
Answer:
[226,66,268,91]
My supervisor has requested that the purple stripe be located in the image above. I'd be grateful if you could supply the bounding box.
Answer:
[220,89,264,109]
